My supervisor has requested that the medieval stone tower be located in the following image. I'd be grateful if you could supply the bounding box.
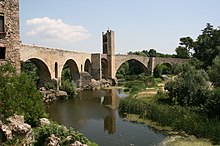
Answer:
[0,0,20,71]
[102,30,116,79]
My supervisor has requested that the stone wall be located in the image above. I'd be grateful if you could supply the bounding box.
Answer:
[0,0,20,71]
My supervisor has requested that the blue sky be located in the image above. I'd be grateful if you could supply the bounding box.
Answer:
[20,0,220,54]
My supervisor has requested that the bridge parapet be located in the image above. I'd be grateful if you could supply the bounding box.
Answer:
[154,57,188,67]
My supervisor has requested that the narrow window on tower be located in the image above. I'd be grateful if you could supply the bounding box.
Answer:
[0,47,6,59]
[0,14,4,33]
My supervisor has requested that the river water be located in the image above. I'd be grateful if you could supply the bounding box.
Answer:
[47,89,166,146]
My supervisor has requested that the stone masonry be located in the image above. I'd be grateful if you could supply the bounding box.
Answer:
[0,0,20,71]
[0,0,188,87]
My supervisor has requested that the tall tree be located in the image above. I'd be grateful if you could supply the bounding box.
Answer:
[175,36,193,58]
[193,23,220,69]
[148,49,157,57]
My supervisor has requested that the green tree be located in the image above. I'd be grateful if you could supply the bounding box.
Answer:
[208,55,220,87]
[0,62,47,126]
[148,49,157,57]
[175,36,193,58]
[21,61,40,85]
[193,23,220,69]
[175,46,190,58]
[165,64,209,106]
[153,64,166,78]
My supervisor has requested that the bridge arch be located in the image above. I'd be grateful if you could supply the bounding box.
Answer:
[115,58,149,78]
[62,59,80,85]
[22,58,51,87]
[101,58,109,79]
[84,59,92,74]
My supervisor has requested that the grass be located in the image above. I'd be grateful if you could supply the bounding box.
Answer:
[119,91,220,145]
[162,136,212,146]
[124,114,213,146]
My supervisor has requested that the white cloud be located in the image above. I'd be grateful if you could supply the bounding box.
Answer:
[26,17,90,43]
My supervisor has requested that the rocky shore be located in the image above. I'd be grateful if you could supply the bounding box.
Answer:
[0,114,90,146]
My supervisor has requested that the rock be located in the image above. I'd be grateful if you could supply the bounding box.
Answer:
[8,114,25,124]
[82,79,100,90]
[47,134,60,146]
[39,87,46,91]
[41,89,68,103]
[56,90,68,100]
[1,124,12,140]
[70,140,88,146]
[1,114,34,144]
[161,75,169,81]
[39,118,50,126]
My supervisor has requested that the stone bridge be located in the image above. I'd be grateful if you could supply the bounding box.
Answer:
[0,0,188,87]
[20,40,187,87]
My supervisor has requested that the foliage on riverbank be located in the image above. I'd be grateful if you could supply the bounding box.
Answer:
[0,62,47,126]
[0,62,97,145]
[119,94,220,144]
[34,122,97,146]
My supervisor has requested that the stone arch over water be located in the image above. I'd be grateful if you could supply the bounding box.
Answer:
[84,59,92,75]
[62,59,80,85]
[115,59,149,79]
[21,58,51,87]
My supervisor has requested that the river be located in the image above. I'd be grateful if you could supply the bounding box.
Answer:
[47,89,166,146]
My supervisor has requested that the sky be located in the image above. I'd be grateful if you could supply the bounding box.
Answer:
[20,0,220,54]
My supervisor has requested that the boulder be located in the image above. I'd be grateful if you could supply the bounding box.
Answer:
[39,118,51,126]
[56,90,68,100]
[70,140,88,146]
[161,75,169,81]
[1,124,12,140]
[1,114,34,144]
[47,134,60,146]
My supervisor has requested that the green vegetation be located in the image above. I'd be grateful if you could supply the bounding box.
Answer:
[60,80,77,97]
[61,66,77,97]
[128,48,176,58]
[119,95,220,143]
[34,122,97,146]
[165,64,209,106]
[0,62,47,126]
[21,60,40,85]
[0,62,96,145]
[119,23,220,144]
[21,61,77,97]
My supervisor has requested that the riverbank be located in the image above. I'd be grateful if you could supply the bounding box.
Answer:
[119,89,216,146]
[123,114,212,146]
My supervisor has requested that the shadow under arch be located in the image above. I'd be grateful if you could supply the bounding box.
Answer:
[21,58,51,87]
[115,59,149,79]
[84,59,92,75]
[101,58,108,79]
[62,59,80,86]
[158,62,173,75]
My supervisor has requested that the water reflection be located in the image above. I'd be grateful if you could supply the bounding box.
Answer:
[104,109,116,134]
[47,89,165,146]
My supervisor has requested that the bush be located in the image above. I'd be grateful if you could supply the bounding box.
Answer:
[60,80,77,97]
[119,96,220,143]
[204,88,220,117]
[165,63,209,106]
[153,64,168,78]
[0,62,47,126]
[145,76,157,87]
[116,73,124,79]
[44,79,57,90]
[34,122,89,146]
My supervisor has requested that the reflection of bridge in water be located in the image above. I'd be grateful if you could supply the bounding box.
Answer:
[77,89,123,134]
